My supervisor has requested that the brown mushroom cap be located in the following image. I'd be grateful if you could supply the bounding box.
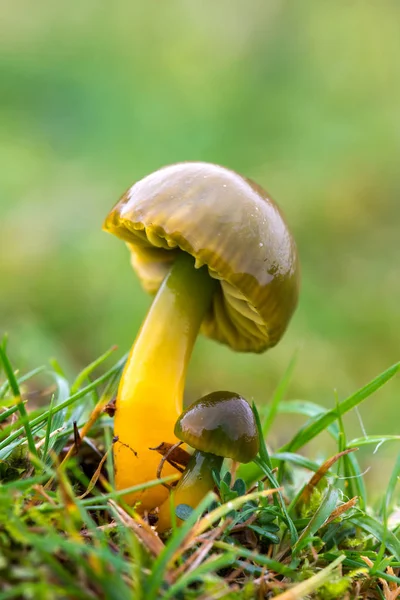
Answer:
[103,162,300,352]
[174,391,259,463]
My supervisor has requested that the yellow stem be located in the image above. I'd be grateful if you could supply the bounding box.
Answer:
[157,451,223,532]
[114,253,216,511]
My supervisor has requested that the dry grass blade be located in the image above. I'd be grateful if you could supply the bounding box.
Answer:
[109,499,165,558]
[35,426,65,450]
[272,555,345,599]
[382,567,400,600]
[362,557,400,600]
[78,449,110,499]
[173,520,232,581]
[52,459,83,541]
[325,496,358,525]
[60,394,113,467]
[230,513,258,532]
[43,390,114,491]
[183,488,279,548]
[300,448,358,504]
[24,484,57,514]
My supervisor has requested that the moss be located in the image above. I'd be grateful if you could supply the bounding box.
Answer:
[317,577,351,599]
[300,487,324,519]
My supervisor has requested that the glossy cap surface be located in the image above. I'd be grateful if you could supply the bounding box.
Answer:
[103,162,300,352]
[174,391,259,463]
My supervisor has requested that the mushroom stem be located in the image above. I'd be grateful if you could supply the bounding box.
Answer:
[157,451,223,532]
[114,252,216,510]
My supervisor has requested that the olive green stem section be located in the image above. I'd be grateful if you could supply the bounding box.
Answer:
[114,253,216,510]
[157,451,223,532]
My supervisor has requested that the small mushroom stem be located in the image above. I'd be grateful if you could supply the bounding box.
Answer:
[114,253,216,510]
[157,451,223,532]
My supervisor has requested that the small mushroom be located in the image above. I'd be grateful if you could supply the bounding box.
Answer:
[103,162,299,510]
[157,391,259,532]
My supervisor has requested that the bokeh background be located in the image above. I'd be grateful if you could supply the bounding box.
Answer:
[1,2,399,486]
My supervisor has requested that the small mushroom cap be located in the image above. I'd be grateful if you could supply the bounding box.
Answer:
[174,391,259,463]
[103,162,300,352]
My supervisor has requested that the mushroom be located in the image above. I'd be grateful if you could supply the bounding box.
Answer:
[103,162,299,511]
[157,391,259,532]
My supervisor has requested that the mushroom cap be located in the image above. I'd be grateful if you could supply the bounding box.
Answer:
[103,162,300,352]
[174,391,259,463]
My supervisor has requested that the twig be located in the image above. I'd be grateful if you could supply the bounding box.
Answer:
[154,441,185,490]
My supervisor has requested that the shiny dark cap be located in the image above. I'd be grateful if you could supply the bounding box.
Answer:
[174,391,260,463]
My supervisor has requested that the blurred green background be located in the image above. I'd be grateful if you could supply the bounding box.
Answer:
[1,2,399,484]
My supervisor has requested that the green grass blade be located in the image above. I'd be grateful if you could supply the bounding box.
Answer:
[0,343,38,458]
[254,456,298,545]
[381,452,400,516]
[322,552,400,585]
[162,553,236,600]
[341,452,367,510]
[146,492,217,600]
[252,402,298,544]
[0,356,126,452]
[278,555,345,598]
[334,394,367,510]
[0,474,49,491]
[292,486,340,555]
[0,366,45,401]
[350,514,400,560]
[283,362,400,452]
[41,372,71,463]
[0,403,20,424]
[253,402,272,470]
[41,394,56,463]
[0,344,20,398]
[77,475,178,506]
[213,541,296,576]
[273,452,327,473]
[70,345,118,395]
[262,350,298,437]
[277,399,340,438]
[346,435,400,448]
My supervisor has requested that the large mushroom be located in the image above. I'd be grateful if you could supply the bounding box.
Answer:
[157,391,260,532]
[103,162,299,511]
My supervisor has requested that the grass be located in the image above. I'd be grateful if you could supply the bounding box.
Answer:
[0,341,399,599]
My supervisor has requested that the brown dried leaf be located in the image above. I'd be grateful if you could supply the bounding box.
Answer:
[109,499,165,558]
[150,442,192,468]
[103,397,116,417]
[325,496,358,525]
[300,448,358,504]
